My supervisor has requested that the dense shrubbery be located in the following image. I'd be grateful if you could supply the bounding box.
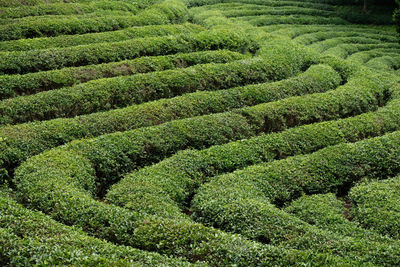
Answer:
[350,175,400,239]
[0,63,337,182]
[110,93,400,220]
[0,1,140,19]
[0,50,244,99]
[285,193,395,243]
[12,109,364,265]
[11,63,392,261]
[234,15,349,26]
[191,129,400,265]
[0,27,253,74]
[0,0,161,8]
[0,190,195,266]
[2,0,400,265]
[0,0,188,41]
[0,43,318,125]
[0,23,204,52]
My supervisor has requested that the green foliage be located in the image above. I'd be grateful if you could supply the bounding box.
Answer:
[2,0,400,264]
[0,1,140,19]
[0,50,243,99]
[0,62,333,182]
[0,46,315,125]
[191,129,400,265]
[11,64,391,264]
[395,0,400,35]
[350,175,400,239]
[286,193,395,243]
[0,23,204,52]
[0,27,252,74]
[0,0,188,41]
[0,191,194,266]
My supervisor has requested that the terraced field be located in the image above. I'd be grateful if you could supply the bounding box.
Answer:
[1,0,400,265]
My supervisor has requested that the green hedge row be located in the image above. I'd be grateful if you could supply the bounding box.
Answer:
[366,55,400,71]
[221,7,334,18]
[350,175,400,239]
[234,14,349,26]
[0,191,194,266]
[191,124,400,265]
[260,24,394,40]
[0,193,358,266]
[11,66,387,250]
[186,0,334,10]
[0,50,244,99]
[310,37,396,53]
[0,62,333,182]
[285,193,395,244]
[10,112,352,266]
[346,49,399,63]
[190,3,335,17]
[0,23,203,52]
[0,0,188,41]
[108,76,399,223]
[0,0,160,8]
[194,115,400,207]
[0,27,250,75]
[11,68,392,266]
[0,46,314,125]
[0,1,139,19]
[327,44,400,59]
[293,31,398,46]
[11,98,373,265]
[0,10,138,24]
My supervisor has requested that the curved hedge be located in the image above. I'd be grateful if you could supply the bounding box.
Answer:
[0,0,160,8]
[0,196,359,266]
[0,0,188,41]
[108,80,400,221]
[285,193,395,244]
[11,89,379,266]
[186,0,334,10]
[0,23,203,52]
[12,69,398,265]
[234,15,349,26]
[0,10,138,23]
[0,45,314,125]
[347,49,400,63]
[350,175,400,239]
[0,63,338,181]
[0,50,245,99]
[309,37,398,54]
[294,31,398,46]
[319,43,400,59]
[0,190,195,266]
[0,1,140,19]
[0,27,253,75]
[366,55,400,71]
[11,112,362,265]
[11,64,392,261]
[191,129,400,265]
[197,5,335,18]
[260,25,396,46]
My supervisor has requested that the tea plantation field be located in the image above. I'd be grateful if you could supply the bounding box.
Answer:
[1,0,400,265]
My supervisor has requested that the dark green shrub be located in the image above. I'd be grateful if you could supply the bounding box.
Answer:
[0,23,203,52]
[0,0,188,41]
[0,27,254,74]
[0,63,336,182]
[350,175,400,239]
[0,47,315,125]
[0,50,244,99]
